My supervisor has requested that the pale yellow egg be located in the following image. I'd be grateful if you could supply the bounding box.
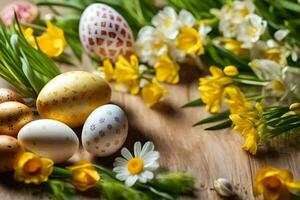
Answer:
[36,71,111,128]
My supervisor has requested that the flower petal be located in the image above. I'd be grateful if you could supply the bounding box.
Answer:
[121,147,133,160]
[134,141,142,157]
[125,175,138,187]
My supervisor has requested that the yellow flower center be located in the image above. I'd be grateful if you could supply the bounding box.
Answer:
[24,158,42,175]
[127,157,144,175]
[164,18,173,27]
[263,177,282,192]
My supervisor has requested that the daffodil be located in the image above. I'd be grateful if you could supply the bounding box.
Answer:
[154,55,180,84]
[68,161,100,191]
[223,65,239,77]
[218,38,249,56]
[199,66,232,113]
[98,59,114,81]
[224,86,252,115]
[14,152,53,184]
[113,141,160,187]
[229,103,264,155]
[22,27,37,47]
[36,21,66,57]
[114,55,141,95]
[142,79,169,107]
[176,27,204,56]
[254,167,300,200]
[290,102,300,114]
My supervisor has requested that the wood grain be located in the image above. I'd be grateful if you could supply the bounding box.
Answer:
[0,1,300,200]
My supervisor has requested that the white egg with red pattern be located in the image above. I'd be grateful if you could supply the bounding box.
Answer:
[82,104,128,157]
[79,3,134,61]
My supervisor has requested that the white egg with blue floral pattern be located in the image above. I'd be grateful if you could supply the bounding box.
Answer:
[82,104,128,156]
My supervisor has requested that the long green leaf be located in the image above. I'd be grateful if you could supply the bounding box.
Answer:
[204,120,232,130]
[181,98,203,108]
[193,110,230,126]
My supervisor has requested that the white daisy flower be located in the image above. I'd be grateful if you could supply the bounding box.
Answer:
[113,141,160,187]
[237,14,267,48]
[152,6,179,40]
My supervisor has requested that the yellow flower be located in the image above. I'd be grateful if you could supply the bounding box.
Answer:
[98,59,114,81]
[219,38,249,56]
[68,161,100,192]
[290,103,300,114]
[141,78,169,107]
[254,167,300,200]
[272,80,285,92]
[36,21,66,57]
[199,66,232,113]
[114,55,140,95]
[154,55,179,84]
[223,65,239,77]
[176,27,204,55]
[229,103,264,155]
[14,152,53,184]
[22,27,37,47]
[224,86,252,115]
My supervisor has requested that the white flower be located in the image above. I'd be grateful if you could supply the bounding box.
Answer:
[237,14,267,48]
[282,66,300,98]
[198,24,212,44]
[113,141,160,187]
[249,59,282,81]
[274,29,290,41]
[152,7,179,40]
[178,10,195,27]
[135,26,168,65]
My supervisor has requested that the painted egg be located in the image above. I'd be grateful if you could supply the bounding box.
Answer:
[18,119,79,163]
[82,104,128,157]
[0,135,24,172]
[0,88,25,104]
[79,3,134,61]
[36,71,111,128]
[0,1,39,27]
[0,101,35,137]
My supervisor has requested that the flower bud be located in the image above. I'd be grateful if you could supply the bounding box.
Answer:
[290,103,300,114]
[223,65,238,76]
[213,178,235,197]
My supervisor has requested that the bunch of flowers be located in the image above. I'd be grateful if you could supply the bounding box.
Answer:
[10,141,195,200]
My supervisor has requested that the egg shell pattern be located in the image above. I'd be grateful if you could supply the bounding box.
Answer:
[0,88,25,104]
[36,71,111,128]
[0,135,24,172]
[79,3,134,61]
[82,104,128,157]
[0,101,34,137]
[18,119,79,164]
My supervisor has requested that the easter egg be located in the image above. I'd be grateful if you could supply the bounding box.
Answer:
[79,3,134,61]
[0,135,24,172]
[36,71,111,128]
[0,101,34,137]
[0,88,25,104]
[18,119,79,163]
[0,1,39,27]
[82,104,128,157]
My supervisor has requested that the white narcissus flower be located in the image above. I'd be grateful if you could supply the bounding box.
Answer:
[178,9,196,27]
[237,14,267,48]
[152,6,179,40]
[113,141,160,187]
[249,59,282,81]
[274,29,290,41]
[198,24,212,45]
[282,66,300,98]
[135,26,168,66]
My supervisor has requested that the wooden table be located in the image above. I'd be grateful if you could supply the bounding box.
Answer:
[1,1,300,200]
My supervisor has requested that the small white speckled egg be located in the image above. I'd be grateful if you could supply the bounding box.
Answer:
[18,119,79,163]
[82,104,128,157]
[79,3,134,61]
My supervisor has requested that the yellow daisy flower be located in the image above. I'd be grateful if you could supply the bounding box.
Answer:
[199,66,232,113]
[68,161,100,192]
[98,59,114,81]
[141,78,169,107]
[154,55,180,84]
[14,152,53,184]
[254,167,300,200]
[176,26,204,55]
[36,21,66,57]
[114,55,140,95]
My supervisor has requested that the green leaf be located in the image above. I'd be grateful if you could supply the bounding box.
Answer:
[204,120,232,130]
[47,180,79,200]
[270,121,300,136]
[181,98,203,108]
[193,110,230,126]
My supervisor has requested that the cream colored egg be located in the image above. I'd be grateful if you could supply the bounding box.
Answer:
[36,71,111,128]
[0,88,25,104]
[0,135,24,172]
[0,101,35,137]
[82,104,128,157]
[18,119,79,163]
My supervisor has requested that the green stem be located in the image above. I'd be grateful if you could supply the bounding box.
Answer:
[94,165,116,178]
[21,23,47,31]
[52,166,72,178]
[36,2,83,11]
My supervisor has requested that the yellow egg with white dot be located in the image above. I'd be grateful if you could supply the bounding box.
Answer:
[36,71,111,128]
